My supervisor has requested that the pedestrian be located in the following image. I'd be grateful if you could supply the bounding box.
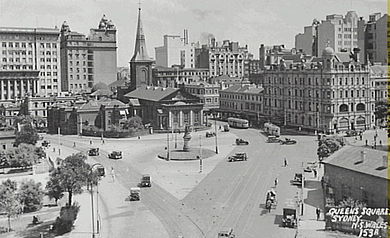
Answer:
[365,139,368,146]
[313,169,317,178]
[274,178,278,187]
[111,167,115,182]
[138,136,140,139]
[90,140,92,145]
[73,142,76,147]
[360,134,362,140]
[102,140,105,144]
[379,140,382,146]
[316,207,321,220]
[284,158,288,167]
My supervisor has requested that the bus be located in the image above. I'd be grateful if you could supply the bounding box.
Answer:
[264,122,280,137]
[228,117,249,129]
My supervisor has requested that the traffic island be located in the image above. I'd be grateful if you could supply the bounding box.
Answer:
[157,148,215,161]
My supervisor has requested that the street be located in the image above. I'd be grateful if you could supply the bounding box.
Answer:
[44,124,319,238]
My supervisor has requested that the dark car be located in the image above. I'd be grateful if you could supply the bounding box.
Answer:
[227,152,248,162]
[206,131,216,137]
[108,151,122,160]
[280,138,297,145]
[235,138,249,145]
[88,148,100,156]
[139,174,151,187]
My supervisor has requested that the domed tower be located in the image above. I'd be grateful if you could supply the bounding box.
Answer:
[322,46,336,70]
[129,6,153,91]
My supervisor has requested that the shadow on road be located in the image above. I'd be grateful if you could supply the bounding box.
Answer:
[304,180,321,189]
[274,215,283,226]
[16,221,55,238]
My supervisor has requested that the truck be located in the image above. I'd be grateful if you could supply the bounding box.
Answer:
[282,199,297,228]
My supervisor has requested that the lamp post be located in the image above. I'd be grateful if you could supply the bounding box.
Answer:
[166,130,170,160]
[199,135,203,173]
[213,113,218,154]
[89,163,104,238]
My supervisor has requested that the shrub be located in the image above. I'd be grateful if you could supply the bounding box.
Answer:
[53,203,80,235]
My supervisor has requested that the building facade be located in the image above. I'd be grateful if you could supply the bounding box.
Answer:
[295,11,365,58]
[0,27,61,97]
[60,15,117,93]
[262,47,374,133]
[0,70,40,101]
[152,66,209,88]
[365,13,388,65]
[182,82,219,111]
[219,84,264,123]
[125,86,203,130]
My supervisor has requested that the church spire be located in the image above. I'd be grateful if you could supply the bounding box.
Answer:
[131,5,150,62]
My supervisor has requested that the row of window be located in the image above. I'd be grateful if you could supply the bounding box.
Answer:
[220,93,262,102]
[69,83,86,89]
[1,42,57,48]
[266,76,366,86]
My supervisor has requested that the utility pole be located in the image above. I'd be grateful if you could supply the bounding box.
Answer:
[174,127,177,149]
[214,113,218,154]
[166,131,170,160]
[57,127,60,145]
[199,135,202,173]
[90,180,95,238]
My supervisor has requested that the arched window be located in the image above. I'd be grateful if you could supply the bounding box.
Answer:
[356,116,365,125]
[339,104,348,112]
[356,103,365,111]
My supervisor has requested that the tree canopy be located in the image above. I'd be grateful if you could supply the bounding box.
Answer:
[18,179,44,213]
[15,123,39,146]
[0,179,22,232]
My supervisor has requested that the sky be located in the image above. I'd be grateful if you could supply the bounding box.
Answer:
[0,0,387,67]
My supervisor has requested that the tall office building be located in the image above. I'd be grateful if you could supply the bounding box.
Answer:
[155,30,190,68]
[0,27,61,98]
[365,13,388,65]
[295,11,365,58]
[60,15,117,93]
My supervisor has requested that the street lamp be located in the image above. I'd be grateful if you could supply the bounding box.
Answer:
[89,163,104,238]
[213,112,219,154]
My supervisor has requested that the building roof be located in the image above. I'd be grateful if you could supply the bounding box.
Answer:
[130,8,152,62]
[335,52,351,62]
[370,65,388,77]
[124,86,179,102]
[128,98,140,106]
[90,89,113,97]
[222,84,263,94]
[108,79,129,89]
[323,146,388,180]
[78,98,126,112]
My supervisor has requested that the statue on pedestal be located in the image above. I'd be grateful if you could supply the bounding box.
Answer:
[183,125,192,151]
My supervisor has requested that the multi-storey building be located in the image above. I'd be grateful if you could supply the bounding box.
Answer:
[295,11,365,58]
[0,27,61,97]
[182,82,219,111]
[152,66,209,88]
[219,84,264,123]
[365,13,388,65]
[263,47,374,133]
[369,65,388,102]
[60,15,117,94]
[195,39,249,78]
[155,31,190,68]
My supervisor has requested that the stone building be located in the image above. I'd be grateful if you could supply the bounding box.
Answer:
[152,66,209,88]
[323,146,388,208]
[182,82,219,111]
[262,47,374,133]
[125,86,203,130]
[365,13,388,65]
[60,15,117,93]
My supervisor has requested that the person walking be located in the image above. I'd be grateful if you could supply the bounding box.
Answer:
[274,178,278,187]
[316,207,321,220]
[313,168,317,178]
[111,167,116,182]
[284,158,288,167]
[90,140,92,145]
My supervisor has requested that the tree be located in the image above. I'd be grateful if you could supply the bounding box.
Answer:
[0,179,22,232]
[374,100,388,123]
[5,144,39,169]
[46,174,65,206]
[48,153,93,206]
[15,123,39,146]
[317,144,331,159]
[121,116,143,130]
[18,96,29,116]
[18,179,44,213]
[338,197,367,209]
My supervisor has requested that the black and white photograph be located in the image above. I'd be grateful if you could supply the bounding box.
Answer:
[0,0,388,237]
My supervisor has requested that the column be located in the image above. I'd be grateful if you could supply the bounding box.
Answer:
[179,110,183,127]
[190,110,193,126]
[27,79,30,96]
[168,110,172,129]
[7,80,11,100]
[200,109,204,125]
[0,80,4,100]
[13,80,17,99]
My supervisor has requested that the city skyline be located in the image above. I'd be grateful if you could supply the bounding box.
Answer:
[0,0,387,67]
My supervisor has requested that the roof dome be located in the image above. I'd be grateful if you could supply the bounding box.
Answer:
[91,82,109,92]
[322,47,335,56]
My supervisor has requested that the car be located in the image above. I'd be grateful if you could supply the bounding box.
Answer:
[282,203,297,228]
[139,174,151,187]
[88,148,100,156]
[206,131,216,137]
[108,151,122,160]
[266,136,281,143]
[218,228,235,238]
[280,138,297,145]
[290,173,303,186]
[227,152,248,162]
[235,138,249,145]
[129,187,140,201]
[41,140,50,147]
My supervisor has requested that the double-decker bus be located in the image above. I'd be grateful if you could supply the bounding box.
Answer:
[227,117,249,129]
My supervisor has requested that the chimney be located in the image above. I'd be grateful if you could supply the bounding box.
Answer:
[382,155,387,168]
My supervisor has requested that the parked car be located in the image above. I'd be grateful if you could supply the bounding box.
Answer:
[266,136,281,143]
[227,152,248,162]
[108,151,122,160]
[235,138,249,145]
[88,148,100,156]
[129,187,140,201]
[282,206,297,228]
[223,124,230,132]
[290,173,303,186]
[206,131,216,137]
[280,138,297,145]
